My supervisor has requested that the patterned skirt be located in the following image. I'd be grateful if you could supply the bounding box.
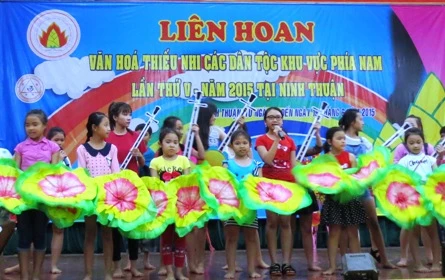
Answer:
[321,196,367,226]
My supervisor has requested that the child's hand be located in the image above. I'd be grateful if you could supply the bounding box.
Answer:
[131,148,142,158]
[272,125,284,140]
[191,124,200,134]
[436,144,445,156]
[237,116,245,126]
[313,122,321,135]
[59,150,67,158]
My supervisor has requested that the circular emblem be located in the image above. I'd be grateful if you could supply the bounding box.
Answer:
[27,10,80,60]
[15,74,45,103]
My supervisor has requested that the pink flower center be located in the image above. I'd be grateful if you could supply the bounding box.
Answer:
[387,182,419,209]
[308,173,340,188]
[104,178,137,212]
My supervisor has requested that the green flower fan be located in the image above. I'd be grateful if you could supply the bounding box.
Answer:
[42,206,83,228]
[0,158,18,169]
[197,166,254,224]
[15,162,97,214]
[94,170,157,231]
[418,165,445,225]
[346,146,392,188]
[293,155,350,195]
[121,177,176,239]
[239,175,312,215]
[0,161,31,214]
[373,165,432,229]
[168,173,214,237]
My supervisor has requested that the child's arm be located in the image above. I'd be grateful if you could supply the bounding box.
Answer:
[349,153,357,168]
[149,158,159,178]
[218,126,227,142]
[290,150,297,168]
[149,168,159,178]
[110,145,120,173]
[51,152,59,164]
[305,123,323,156]
[256,135,281,166]
[183,168,190,175]
[191,124,206,160]
[14,153,21,168]
[76,146,87,168]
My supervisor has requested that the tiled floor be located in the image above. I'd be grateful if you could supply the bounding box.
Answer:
[0,248,443,279]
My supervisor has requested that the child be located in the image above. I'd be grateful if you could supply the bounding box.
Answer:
[107,102,145,278]
[393,115,435,163]
[196,102,225,150]
[392,115,435,267]
[321,127,367,275]
[77,112,119,280]
[134,123,154,177]
[397,127,441,272]
[185,103,220,274]
[47,127,71,274]
[162,116,205,164]
[223,130,262,279]
[155,116,205,276]
[222,124,268,272]
[339,108,395,268]
[255,107,322,276]
[14,109,60,279]
[133,123,156,271]
[150,128,190,280]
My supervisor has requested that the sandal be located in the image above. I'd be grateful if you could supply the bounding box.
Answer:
[370,248,381,263]
[281,263,296,276]
[269,263,282,276]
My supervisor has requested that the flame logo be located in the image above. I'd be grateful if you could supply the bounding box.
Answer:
[39,22,68,48]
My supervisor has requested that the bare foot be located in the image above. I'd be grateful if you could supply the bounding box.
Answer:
[50,267,62,274]
[249,271,262,278]
[222,264,242,272]
[144,262,155,270]
[396,258,407,267]
[176,271,189,280]
[104,273,113,280]
[112,268,125,278]
[123,264,131,271]
[158,266,167,276]
[322,268,336,275]
[83,275,92,280]
[166,272,175,280]
[256,260,270,269]
[191,264,204,275]
[4,264,20,274]
[224,271,235,279]
[131,268,143,277]
[430,264,441,272]
[381,262,397,269]
[308,264,322,271]
[413,264,431,273]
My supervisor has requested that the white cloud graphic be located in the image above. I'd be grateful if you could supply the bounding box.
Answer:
[34,56,115,99]
[168,50,290,102]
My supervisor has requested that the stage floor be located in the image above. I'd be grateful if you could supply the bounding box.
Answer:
[1,247,443,279]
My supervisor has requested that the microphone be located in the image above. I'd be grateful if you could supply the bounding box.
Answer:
[275,126,285,140]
